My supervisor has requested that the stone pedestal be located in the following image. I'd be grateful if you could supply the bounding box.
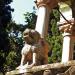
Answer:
[58,19,74,63]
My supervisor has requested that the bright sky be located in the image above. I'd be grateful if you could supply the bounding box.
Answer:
[11,0,35,24]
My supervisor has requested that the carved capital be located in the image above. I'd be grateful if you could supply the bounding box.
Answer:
[35,0,58,9]
[58,19,74,33]
[59,24,73,33]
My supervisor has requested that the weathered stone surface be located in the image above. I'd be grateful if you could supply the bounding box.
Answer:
[57,73,65,75]
[43,70,52,75]
[65,66,75,75]
[31,60,75,72]
[6,60,75,75]
[56,66,75,75]
[23,72,33,75]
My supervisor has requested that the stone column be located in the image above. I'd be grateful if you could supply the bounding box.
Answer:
[58,2,74,63]
[35,6,49,38]
[62,32,73,62]
[35,0,58,38]
[59,21,74,63]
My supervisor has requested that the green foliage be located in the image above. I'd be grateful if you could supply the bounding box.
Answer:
[47,7,63,63]
[0,21,25,74]
[0,0,14,74]
[7,21,24,66]
[6,51,17,70]
[51,19,59,35]
[0,0,14,28]
[24,12,37,29]
[47,35,62,63]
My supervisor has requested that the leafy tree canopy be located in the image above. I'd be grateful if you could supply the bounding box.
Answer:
[0,0,14,74]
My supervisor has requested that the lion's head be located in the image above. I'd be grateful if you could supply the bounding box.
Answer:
[23,28,40,44]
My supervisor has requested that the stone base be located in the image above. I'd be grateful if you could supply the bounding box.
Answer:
[6,60,75,75]
[43,70,52,75]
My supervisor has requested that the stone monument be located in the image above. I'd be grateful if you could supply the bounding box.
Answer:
[16,28,49,69]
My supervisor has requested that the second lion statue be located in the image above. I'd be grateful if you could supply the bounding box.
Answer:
[17,28,49,69]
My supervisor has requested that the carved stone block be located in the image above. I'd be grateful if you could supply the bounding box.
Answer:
[43,70,52,75]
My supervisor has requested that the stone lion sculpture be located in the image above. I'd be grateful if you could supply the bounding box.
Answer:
[16,28,49,69]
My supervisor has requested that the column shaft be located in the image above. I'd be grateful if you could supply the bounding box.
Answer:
[35,6,49,38]
[62,33,73,62]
